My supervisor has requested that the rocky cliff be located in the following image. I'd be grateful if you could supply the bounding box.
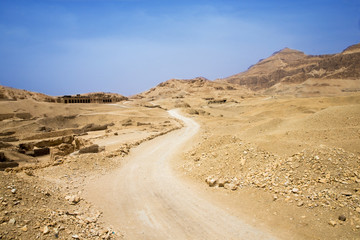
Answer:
[219,43,360,95]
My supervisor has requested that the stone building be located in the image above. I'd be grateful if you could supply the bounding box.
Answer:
[57,94,126,104]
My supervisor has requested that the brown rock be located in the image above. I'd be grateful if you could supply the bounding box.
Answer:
[329,220,337,227]
[79,144,99,154]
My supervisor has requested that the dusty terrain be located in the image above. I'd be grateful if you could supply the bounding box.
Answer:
[1,43,360,239]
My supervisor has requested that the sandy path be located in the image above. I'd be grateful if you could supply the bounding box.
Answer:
[85,110,276,240]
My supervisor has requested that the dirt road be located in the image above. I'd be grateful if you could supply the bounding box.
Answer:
[85,110,276,240]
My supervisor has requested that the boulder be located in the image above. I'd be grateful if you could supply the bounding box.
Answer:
[50,143,74,160]
[79,144,99,154]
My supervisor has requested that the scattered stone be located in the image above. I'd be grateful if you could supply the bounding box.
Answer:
[217,178,228,187]
[224,183,237,191]
[205,176,217,187]
[65,195,81,204]
[72,234,80,239]
[297,201,304,207]
[21,225,28,232]
[329,220,337,227]
[273,194,278,201]
[11,188,17,194]
[292,188,299,193]
[338,215,346,221]
[43,226,50,234]
[8,218,16,225]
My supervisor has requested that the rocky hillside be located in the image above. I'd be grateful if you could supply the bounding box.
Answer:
[0,85,55,102]
[132,77,249,100]
[81,92,128,101]
[218,43,360,96]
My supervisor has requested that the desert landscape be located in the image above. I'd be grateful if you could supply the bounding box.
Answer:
[0,43,360,239]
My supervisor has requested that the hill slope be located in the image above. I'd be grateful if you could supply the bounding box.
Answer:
[0,85,55,102]
[218,43,360,96]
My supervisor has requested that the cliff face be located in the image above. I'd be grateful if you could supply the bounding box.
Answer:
[219,43,360,92]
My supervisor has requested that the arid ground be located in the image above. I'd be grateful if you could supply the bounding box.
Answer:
[0,44,360,239]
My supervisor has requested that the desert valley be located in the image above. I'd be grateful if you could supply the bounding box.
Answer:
[0,43,360,239]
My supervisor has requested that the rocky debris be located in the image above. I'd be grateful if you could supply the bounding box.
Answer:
[121,119,133,126]
[187,108,210,116]
[37,126,52,132]
[82,123,112,132]
[186,135,360,228]
[0,171,119,239]
[79,144,100,154]
[205,176,217,187]
[208,99,227,104]
[50,143,75,160]
[65,195,81,205]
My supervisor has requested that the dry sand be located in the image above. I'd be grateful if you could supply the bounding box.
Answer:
[0,90,359,239]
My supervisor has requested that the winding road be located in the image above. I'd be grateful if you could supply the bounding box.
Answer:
[85,110,276,239]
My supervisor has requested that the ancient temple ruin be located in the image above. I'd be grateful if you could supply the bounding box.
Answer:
[57,94,127,104]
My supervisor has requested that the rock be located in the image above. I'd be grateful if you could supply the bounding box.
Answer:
[11,188,16,194]
[341,191,352,196]
[205,176,218,187]
[65,195,81,204]
[79,144,99,154]
[31,147,50,157]
[297,201,304,207]
[224,183,237,191]
[72,234,80,239]
[273,194,278,201]
[19,143,34,151]
[50,143,75,160]
[292,188,299,193]
[21,225,28,232]
[329,220,337,227]
[338,215,346,221]
[355,207,360,213]
[82,123,109,132]
[43,226,50,234]
[218,178,229,187]
[8,218,16,225]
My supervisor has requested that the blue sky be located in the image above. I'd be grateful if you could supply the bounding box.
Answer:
[0,0,359,96]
